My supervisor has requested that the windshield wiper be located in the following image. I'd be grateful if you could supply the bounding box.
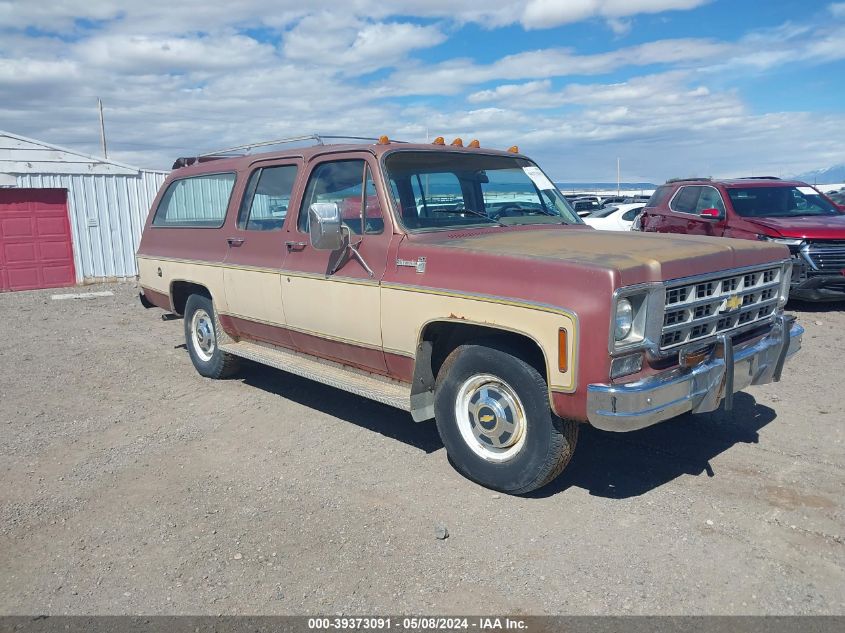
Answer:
[438,207,505,226]
[528,206,560,218]
[502,205,565,224]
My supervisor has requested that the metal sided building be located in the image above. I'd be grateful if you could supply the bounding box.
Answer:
[0,130,168,292]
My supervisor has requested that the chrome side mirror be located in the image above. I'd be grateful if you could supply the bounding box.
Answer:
[308,202,345,251]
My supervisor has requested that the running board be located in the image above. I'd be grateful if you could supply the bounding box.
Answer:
[219,340,412,411]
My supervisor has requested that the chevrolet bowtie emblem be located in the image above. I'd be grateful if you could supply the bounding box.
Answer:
[479,414,495,423]
[725,294,743,311]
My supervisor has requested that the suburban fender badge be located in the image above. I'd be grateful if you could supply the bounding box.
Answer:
[396,256,426,273]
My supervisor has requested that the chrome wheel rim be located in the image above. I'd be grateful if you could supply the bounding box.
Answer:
[454,374,527,462]
[191,308,215,362]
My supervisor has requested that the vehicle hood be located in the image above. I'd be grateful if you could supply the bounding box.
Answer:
[742,214,845,239]
[420,225,788,285]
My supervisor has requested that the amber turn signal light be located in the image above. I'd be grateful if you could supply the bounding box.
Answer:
[558,328,568,373]
[432,136,445,145]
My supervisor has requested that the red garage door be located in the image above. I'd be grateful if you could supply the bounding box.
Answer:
[0,188,76,292]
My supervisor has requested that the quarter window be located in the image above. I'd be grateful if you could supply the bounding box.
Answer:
[237,165,297,231]
[152,173,236,227]
[298,160,384,235]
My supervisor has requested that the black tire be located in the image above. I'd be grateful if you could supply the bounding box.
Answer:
[183,294,240,379]
[434,341,578,494]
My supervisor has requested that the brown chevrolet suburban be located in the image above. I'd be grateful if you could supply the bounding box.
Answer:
[137,135,803,494]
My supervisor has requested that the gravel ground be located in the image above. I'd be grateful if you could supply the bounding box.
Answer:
[0,282,843,615]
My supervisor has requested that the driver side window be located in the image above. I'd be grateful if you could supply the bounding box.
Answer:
[298,160,383,235]
[695,187,726,214]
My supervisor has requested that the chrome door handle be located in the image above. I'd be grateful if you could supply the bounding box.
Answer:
[286,241,306,252]
[227,237,245,246]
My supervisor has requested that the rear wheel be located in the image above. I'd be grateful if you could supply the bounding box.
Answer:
[183,294,239,379]
[434,342,578,494]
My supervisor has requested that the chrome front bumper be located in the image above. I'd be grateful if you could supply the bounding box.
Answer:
[587,315,803,432]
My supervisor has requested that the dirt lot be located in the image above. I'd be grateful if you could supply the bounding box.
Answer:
[0,282,843,615]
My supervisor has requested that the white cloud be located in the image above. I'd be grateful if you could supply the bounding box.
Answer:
[520,0,710,29]
[75,33,277,73]
[0,0,710,33]
[283,13,446,74]
[0,0,842,183]
[383,38,733,95]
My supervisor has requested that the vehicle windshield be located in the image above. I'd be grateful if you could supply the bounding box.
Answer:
[727,186,841,218]
[383,151,581,231]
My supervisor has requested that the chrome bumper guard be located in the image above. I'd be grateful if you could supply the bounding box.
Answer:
[587,314,803,432]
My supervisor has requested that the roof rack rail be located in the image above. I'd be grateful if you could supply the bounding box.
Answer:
[665,177,711,184]
[198,134,408,158]
[736,176,781,180]
[171,155,230,170]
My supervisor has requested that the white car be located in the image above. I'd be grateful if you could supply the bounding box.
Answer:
[583,203,645,231]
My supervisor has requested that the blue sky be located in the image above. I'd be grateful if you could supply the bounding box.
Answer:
[1,0,843,181]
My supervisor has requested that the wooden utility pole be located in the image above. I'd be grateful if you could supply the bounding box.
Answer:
[97,98,108,159]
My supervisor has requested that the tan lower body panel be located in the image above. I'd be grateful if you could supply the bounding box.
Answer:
[223,268,286,327]
[282,273,382,347]
[137,256,229,312]
[219,339,411,411]
[380,286,577,392]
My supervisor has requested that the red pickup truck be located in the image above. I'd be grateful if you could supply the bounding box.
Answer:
[638,177,845,301]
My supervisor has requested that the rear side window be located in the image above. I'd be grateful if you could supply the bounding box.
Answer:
[621,206,644,221]
[670,186,701,214]
[646,186,672,207]
[237,165,298,231]
[153,173,236,228]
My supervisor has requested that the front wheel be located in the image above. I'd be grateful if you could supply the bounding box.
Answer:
[183,294,240,379]
[434,342,578,494]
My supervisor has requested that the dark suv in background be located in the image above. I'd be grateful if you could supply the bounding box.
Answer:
[638,177,845,301]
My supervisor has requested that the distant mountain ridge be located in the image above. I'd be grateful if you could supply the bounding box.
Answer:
[555,181,657,191]
[792,164,845,184]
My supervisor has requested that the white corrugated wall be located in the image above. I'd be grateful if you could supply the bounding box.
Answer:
[16,171,167,283]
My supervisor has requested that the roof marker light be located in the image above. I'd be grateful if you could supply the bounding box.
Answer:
[451,137,463,147]
[432,136,445,145]
[378,135,390,145]
[468,139,480,148]
[507,145,519,153]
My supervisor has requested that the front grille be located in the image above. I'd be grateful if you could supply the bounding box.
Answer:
[661,265,781,350]
[804,241,845,272]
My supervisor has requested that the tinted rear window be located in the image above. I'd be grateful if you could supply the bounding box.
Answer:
[646,186,672,207]
[153,173,236,228]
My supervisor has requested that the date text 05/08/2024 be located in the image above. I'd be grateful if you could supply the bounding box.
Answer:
[307,617,528,631]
